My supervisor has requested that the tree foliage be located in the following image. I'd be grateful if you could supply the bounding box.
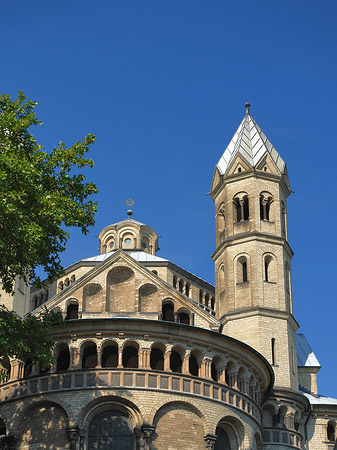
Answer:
[0,306,64,380]
[0,92,97,293]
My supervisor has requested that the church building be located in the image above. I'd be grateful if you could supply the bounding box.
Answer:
[0,104,336,449]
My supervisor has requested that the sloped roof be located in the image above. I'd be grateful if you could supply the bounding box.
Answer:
[111,218,145,227]
[82,250,168,263]
[303,392,337,406]
[216,107,286,176]
[296,334,321,368]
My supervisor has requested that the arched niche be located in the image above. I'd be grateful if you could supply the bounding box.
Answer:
[153,402,205,450]
[81,342,97,369]
[107,266,135,312]
[150,344,165,371]
[66,300,79,320]
[138,284,158,312]
[101,342,118,368]
[83,283,103,313]
[162,300,174,322]
[17,401,69,449]
[122,342,139,368]
[56,343,70,371]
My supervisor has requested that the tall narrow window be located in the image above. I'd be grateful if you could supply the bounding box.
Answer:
[237,256,248,283]
[271,338,276,365]
[234,194,249,222]
[260,194,272,221]
[162,302,174,322]
[242,261,247,282]
[327,422,335,442]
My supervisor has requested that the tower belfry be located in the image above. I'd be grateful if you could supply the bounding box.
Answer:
[211,104,298,390]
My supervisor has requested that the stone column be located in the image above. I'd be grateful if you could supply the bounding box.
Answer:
[141,425,155,450]
[118,347,123,368]
[164,351,171,371]
[204,434,217,450]
[183,351,190,374]
[70,348,81,369]
[67,426,80,450]
[202,358,212,379]
[96,347,102,368]
[239,199,245,221]
[9,360,22,381]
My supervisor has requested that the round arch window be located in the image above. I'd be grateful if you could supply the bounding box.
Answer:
[125,238,131,245]
[109,241,114,249]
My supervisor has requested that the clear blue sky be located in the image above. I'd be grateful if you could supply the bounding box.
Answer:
[1,0,337,397]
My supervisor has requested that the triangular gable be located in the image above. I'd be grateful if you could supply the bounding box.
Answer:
[36,250,220,329]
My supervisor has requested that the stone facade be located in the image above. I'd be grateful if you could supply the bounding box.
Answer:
[0,104,336,449]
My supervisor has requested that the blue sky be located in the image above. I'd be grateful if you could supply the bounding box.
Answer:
[1,1,337,397]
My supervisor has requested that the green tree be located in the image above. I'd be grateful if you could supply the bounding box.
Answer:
[0,306,64,381]
[0,91,98,293]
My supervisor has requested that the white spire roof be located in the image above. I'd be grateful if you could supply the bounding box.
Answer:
[217,104,286,176]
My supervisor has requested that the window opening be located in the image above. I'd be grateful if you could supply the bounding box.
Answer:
[82,346,97,369]
[57,347,70,371]
[162,302,174,322]
[122,346,138,368]
[271,338,276,365]
[189,355,199,376]
[150,348,164,371]
[327,423,335,442]
[170,351,182,373]
[102,345,118,368]
[66,303,78,320]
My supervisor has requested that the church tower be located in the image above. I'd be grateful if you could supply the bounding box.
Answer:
[211,103,298,390]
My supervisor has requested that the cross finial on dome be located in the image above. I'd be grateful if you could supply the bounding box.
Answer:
[245,102,251,115]
[125,198,135,218]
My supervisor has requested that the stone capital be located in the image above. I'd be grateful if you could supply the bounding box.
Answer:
[204,433,217,450]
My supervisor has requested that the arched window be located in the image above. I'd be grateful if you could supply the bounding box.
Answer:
[102,345,118,368]
[88,411,134,449]
[234,194,249,222]
[57,346,70,371]
[199,290,203,304]
[122,345,138,368]
[173,276,177,288]
[178,279,184,293]
[237,256,248,283]
[177,310,190,325]
[170,350,182,373]
[64,278,69,287]
[211,361,218,382]
[150,347,164,371]
[185,282,190,297]
[162,301,174,322]
[58,281,64,292]
[271,338,276,365]
[260,193,273,221]
[82,344,97,369]
[281,200,287,237]
[66,303,78,320]
[210,297,215,310]
[327,422,335,442]
[205,294,209,307]
[189,354,199,376]
[264,255,272,282]
[70,274,76,283]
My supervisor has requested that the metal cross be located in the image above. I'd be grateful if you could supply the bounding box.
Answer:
[125,198,135,208]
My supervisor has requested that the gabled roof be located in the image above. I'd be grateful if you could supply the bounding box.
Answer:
[216,106,286,176]
[82,250,168,263]
[296,333,321,368]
